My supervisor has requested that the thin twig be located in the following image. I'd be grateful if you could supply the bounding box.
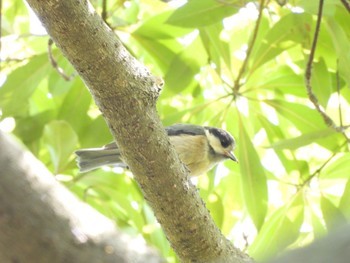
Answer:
[233,0,265,94]
[0,0,2,73]
[48,38,75,81]
[299,140,348,188]
[340,0,350,13]
[336,65,344,127]
[305,0,345,133]
[102,0,108,23]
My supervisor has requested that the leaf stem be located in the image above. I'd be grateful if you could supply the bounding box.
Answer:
[340,0,350,13]
[304,0,347,135]
[233,0,265,94]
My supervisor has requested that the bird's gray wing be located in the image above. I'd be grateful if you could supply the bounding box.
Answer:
[102,124,205,147]
[165,124,205,136]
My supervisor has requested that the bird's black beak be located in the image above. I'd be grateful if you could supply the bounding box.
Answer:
[226,151,238,163]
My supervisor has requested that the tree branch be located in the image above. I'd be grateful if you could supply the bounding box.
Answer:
[24,0,251,262]
[233,0,265,94]
[305,0,349,135]
[340,0,350,13]
[48,38,76,81]
[0,131,163,263]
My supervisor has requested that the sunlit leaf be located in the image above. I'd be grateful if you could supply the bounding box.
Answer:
[248,193,304,260]
[134,10,192,39]
[238,116,268,230]
[321,154,350,179]
[257,115,297,174]
[48,55,75,97]
[200,23,231,73]
[14,110,55,144]
[246,65,305,97]
[164,36,207,93]
[320,195,347,232]
[142,204,171,258]
[310,209,327,240]
[131,36,180,73]
[299,0,338,16]
[166,0,239,28]
[0,53,49,116]
[310,58,334,108]
[164,55,198,93]
[251,13,312,71]
[264,100,326,133]
[339,179,350,220]
[79,115,113,147]
[57,78,92,133]
[43,120,78,173]
[270,128,335,150]
[215,172,243,234]
[325,18,350,86]
[205,192,225,229]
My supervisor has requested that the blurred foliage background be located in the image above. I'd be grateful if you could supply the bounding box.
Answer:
[1,0,350,262]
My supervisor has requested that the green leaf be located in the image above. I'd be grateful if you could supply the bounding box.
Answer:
[246,65,305,97]
[48,55,75,97]
[14,110,55,144]
[164,54,198,93]
[131,36,179,72]
[57,78,92,133]
[3,0,29,34]
[270,128,335,150]
[264,100,326,133]
[142,204,170,257]
[321,154,350,179]
[79,115,113,148]
[333,5,350,39]
[238,116,268,230]
[205,192,225,229]
[299,0,338,16]
[112,0,140,25]
[43,120,78,173]
[310,209,327,239]
[251,13,312,71]
[215,172,243,234]
[166,0,238,28]
[310,58,334,108]
[0,53,50,116]
[339,179,350,220]
[258,115,301,175]
[320,195,347,232]
[134,10,192,39]
[164,36,207,93]
[325,18,350,87]
[106,188,145,230]
[199,23,232,73]
[248,193,304,260]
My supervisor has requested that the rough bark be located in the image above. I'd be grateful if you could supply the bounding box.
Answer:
[0,131,163,263]
[23,1,251,262]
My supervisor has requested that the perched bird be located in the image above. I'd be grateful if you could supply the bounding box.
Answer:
[75,124,238,176]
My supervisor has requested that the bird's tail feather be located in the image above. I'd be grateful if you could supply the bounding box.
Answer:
[75,148,126,172]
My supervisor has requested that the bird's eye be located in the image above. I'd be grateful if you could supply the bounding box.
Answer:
[209,128,233,148]
[220,139,231,148]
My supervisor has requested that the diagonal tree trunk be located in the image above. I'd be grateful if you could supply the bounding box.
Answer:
[0,131,163,263]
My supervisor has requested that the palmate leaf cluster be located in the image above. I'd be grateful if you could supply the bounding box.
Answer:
[1,0,350,261]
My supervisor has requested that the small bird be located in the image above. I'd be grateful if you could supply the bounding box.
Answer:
[75,124,238,176]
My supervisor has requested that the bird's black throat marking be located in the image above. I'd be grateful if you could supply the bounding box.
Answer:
[206,127,234,148]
